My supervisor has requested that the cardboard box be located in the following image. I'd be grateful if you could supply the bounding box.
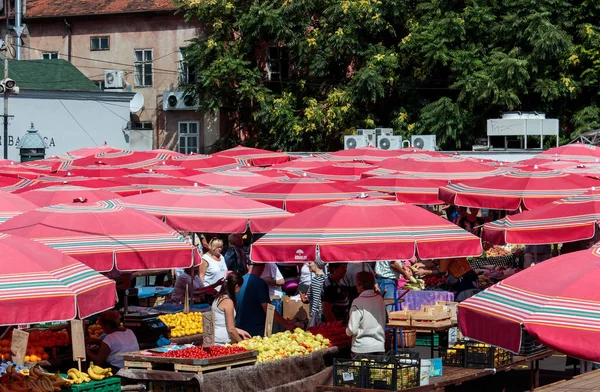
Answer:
[282,295,309,322]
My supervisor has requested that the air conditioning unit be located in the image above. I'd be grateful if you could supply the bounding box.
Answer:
[104,70,124,89]
[162,92,199,111]
[377,135,402,150]
[411,135,437,151]
[375,128,394,137]
[344,135,369,150]
[356,129,376,146]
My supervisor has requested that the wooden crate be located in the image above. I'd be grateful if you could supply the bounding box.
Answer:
[436,301,458,323]
[388,310,412,327]
[410,307,453,329]
[123,350,258,374]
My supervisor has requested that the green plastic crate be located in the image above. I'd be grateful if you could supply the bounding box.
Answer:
[415,333,439,347]
[62,377,120,392]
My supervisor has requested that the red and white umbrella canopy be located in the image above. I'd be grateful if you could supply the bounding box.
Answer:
[439,168,600,210]
[170,154,241,171]
[352,174,447,205]
[116,187,293,233]
[65,150,172,169]
[374,156,503,180]
[214,145,292,166]
[187,169,275,192]
[114,173,203,190]
[0,233,116,325]
[302,163,375,182]
[538,143,600,162]
[22,176,150,197]
[233,178,394,212]
[271,155,330,171]
[250,198,482,263]
[0,191,37,222]
[52,166,142,178]
[0,201,199,273]
[66,145,122,158]
[20,185,122,207]
[321,147,407,162]
[459,246,600,361]
[482,191,600,245]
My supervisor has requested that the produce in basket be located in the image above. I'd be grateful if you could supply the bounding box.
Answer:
[158,312,203,338]
[485,246,511,257]
[154,345,248,359]
[235,329,330,363]
[307,321,350,347]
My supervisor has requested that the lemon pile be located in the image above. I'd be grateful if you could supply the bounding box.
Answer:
[235,329,330,363]
[158,312,203,338]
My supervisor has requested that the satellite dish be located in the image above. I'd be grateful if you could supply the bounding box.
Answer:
[130,92,145,113]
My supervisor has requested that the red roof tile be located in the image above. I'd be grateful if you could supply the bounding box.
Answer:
[25,0,178,18]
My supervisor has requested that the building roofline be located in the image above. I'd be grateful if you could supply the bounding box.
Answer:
[16,89,136,102]
[21,8,179,20]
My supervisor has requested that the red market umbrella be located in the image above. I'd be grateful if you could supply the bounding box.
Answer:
[302,163,375,182]
[0,177,39,193]
[23,176,151,197]
[271,156,330,171]
[187,169,275,192]
[52,166,142,178]
[483,191,600,245]
[66,150,172,169]
[20,185,122,207]
[352,174,447,205]
[233,178,394,213]
[0,233,116,325]
[250,198,482,263]
[170,154,241,171]
[214,145,292,166]
[0,201,198,273]
[321,147,407,162]
[538,142,600,162]
[236,166,290,180]
[375,156,502,180]
[459,246,600,361]
[0,191,37,222]
[142,165,200,177]
[439,168,600,211]
[116,187,293,233]
[115,173,203,191]
[66,145,122,158]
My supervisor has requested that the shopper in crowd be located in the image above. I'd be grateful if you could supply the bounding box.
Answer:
[342,262,375,304]
[298,263,312,294]
[86,310,139,371]
[417,258,478,300]
[235,263,296,337]
[322,263,350,322]
[458,207,485,236]
[200,238,227,290]
[300,260,327,325]
[213,271,251,345]
[346,271,386,356]
[524,244,553,268]
[224,233,248,275]
[261,263,285,298]
[171,266,223,304]
[375,260,413,311]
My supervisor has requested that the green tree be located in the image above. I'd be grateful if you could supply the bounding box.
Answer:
[178,0,600,151]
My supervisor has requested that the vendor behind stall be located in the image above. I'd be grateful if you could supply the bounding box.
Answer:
[86,310,139,371]
[346,271,386,356]
[417,258,479,300]
[322,263,350,322]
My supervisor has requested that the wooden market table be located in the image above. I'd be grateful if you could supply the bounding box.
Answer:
[387,321,458,358]
[535,369,600,391]
[317,350,554,392]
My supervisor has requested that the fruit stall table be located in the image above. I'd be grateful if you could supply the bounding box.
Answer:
[317,350,554,392]
[535,368,600,392]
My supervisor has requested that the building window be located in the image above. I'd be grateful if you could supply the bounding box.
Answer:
[266,46,289,81]
[133,122,153,130]
[90,36,110,51]
[134,49,153,87]
[41,52,59,60]
[93,80,105,90]
[178,48,196,85]
[178,121,200,154]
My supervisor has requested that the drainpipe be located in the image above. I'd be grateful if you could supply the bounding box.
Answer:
[14,0,21,59]
[63,18,72,63]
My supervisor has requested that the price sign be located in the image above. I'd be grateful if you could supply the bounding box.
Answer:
[264,304,275,337]
[71,319,86,361]
[11,329,29,366]
[202,311,215,347]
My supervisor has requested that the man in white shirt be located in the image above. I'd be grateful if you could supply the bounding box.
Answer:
[346,271,386,356]
[261,263,285,298]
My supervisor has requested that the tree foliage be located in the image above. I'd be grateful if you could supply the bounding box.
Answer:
[178,0,600,151]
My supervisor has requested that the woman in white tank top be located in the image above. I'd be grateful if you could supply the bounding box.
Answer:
[212,271,251,345]
[200,238,228,289]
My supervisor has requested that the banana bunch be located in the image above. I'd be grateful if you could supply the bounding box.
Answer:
[67,368,90,384]
[87,362,112,381]
[0,364,71,392]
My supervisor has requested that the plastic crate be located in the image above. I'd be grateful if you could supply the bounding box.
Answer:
[62,377,120,392]
[468,254,516,269]
[465,341,513,369]
[415,333,442,347]
[363,357,397,390]
[333,358,364,388]
[440,346,466,367]
[519,328,546,356]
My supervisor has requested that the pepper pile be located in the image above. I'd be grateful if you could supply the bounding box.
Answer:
[307,321,351,347]
[154,345,248,359]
